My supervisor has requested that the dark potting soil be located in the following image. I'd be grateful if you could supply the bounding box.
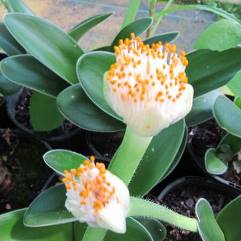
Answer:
[159,183,232,241]
[188,119,241,187]
[0,129,51,214]
[15,89,75,136]
[86,131,124,161]
[224,154,241,186]
[188,119,225,158]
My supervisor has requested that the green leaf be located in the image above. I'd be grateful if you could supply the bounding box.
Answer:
[136,218,167,241]
[186,90,222,127]
[24,184,152,241]
[204,148,228,175]
[4,0,34,15]
[187,48,241,97]
[160,126,187,181]
[74,218,153,241]
[121,0,141,28]
[43,149,87,175]
[155,4,241,26]
[217,196,241,241]
[1,55,68,98]
[195,199,225,241]
[30,92,64,131]
[111,18,153,48]
[144,32,179,45]
[0,70,20,95]
[195,5,241,24]
[24,184,76,227]
[105,218,152,241]
[227,69,241,97]
[0,209,73,241]
[217,133,241,155]
[195,19,241,51]
[57,84,125,132]
[0,23,25,56]
[235,96,241,108]
[129,119,185,196]
[69,13,112,41]
[205,133,241,175]
[4,13,84,84]
[77,51,122,121]
[213,95,241,138]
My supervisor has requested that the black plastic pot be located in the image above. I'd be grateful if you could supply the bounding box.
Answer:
[158,176,239,201]
[6,89,80,144]
[188,137,241,193]
[85,131,124,161]
[157,176,239,241]
[0,97,15,129]
[0,129,52,214]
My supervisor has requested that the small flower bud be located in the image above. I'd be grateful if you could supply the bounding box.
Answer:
[63,159,130,233]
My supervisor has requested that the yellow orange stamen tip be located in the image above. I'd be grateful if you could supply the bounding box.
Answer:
[64,161,115,213]
[105,34,189,106]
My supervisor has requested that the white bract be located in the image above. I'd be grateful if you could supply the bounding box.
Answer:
[104,33,194,137]
[63,158,130,233]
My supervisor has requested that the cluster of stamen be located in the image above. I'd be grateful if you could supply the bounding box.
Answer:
[105,33,189,104]
[63,157,115,213]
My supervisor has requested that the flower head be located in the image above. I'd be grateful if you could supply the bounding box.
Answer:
[62,157,130,233]
[104,33,194,136]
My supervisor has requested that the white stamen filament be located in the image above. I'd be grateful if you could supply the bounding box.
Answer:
[104,33,194,136]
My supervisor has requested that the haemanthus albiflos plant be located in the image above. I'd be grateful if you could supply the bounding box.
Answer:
[59,34,196,241]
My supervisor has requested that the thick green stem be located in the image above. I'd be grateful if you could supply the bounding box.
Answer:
[122,0,141,28]
[108,127,152,185]
[150,0,175,36]
[129,197,198,232]
[146,0,156,38]
[81,227,106,241]
[81,128,152,241]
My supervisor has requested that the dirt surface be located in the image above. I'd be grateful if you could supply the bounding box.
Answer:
[188,119,225,157]
[0,129,50,214]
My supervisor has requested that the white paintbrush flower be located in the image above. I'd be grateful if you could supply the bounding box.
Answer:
[104,33,194,137]
[62,157,130,233]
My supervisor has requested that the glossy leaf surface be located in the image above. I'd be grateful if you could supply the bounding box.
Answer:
[0,209,72,241]
[213,95,241,138]
[1,55,68,98]
[129,120,185,196]
[43,149,87,175]
[4,13,83,84]
[187,48,241,97]
[57,84,125,132]
[30,92,64,131]
[195,19,241,51]
[69,13,111,41]
[196,199,225,241]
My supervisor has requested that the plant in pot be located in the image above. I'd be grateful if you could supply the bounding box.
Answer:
[158,176,240,240]
[0,28,201,239]
[0,0,114,143]
[1,1,241,241]
[187,14,241,192]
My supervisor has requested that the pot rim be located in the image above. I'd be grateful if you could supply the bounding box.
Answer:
[5,89,80,143]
